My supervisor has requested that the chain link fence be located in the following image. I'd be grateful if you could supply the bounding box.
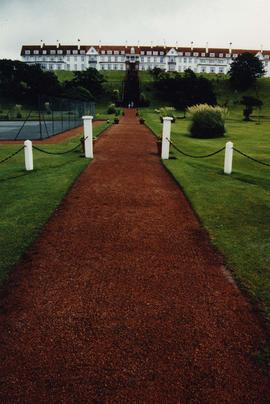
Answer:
[0,96,95,141]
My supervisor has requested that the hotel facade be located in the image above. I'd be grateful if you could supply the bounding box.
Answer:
[20,43,270,77]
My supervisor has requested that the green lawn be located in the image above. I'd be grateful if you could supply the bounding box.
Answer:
[142,107,270,322]
[0,122,109,284]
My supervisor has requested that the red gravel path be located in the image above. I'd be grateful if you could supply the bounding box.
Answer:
[0,109,269,403]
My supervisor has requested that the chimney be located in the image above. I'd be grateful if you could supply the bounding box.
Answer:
[191,41,194,51]
[99,40,101,49]
[229,42,232,55]
[125,40,128,49]
[77,38,81,50]
[206,42,209,53]
[175,41,178,50]
[40,40,43,49]
[151,41,153,49]
[261,44,263,54]
[57,40,60,49]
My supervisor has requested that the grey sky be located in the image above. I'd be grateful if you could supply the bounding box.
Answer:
[0,0,269,59]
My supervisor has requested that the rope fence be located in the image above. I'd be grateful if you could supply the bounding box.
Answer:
[0,146,25,165]
[166,138,225,159]
[32,142,82,156]
[233,147,270,168]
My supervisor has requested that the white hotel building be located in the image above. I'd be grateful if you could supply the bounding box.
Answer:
[20,43,270,77]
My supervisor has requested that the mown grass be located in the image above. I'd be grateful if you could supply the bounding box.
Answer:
[0,122,109,284]
[142,106,270,322]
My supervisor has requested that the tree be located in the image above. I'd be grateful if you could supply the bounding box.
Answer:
[240,95,263,121]
[229,53,265,91]
[71,68,106,99]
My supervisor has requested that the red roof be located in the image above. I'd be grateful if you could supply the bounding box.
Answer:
[20,44,268,57]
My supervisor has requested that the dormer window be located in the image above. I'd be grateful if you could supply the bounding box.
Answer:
[101,50,105,54]
[233,53,238,58]
[50,50,56,54]
[185,52,191,56]
[67,50,71,54]
[80,50,85,54]
[34,50,39,55]
[107,50,112,54]
[153,51,158,56]
[226,53,231,58]
[73,50,78,54]
[25,50,30,55]
[210,53,215,57]
[201,52,205,57]
[160,51,164,55]
[131,47,135,54]
[178,52,183,56]
[57,50,63,54]
[219,53,223,57]
[42,50,47,55]
[141,51,145,55]
[147,51,152,55]
[114,50,119,55]
[193,52,199,57]
[121,50,125,55]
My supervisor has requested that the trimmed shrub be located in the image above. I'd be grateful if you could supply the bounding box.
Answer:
[188,104,226,138]
[107,103,116,114]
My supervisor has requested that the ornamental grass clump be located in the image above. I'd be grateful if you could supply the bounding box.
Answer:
[188,104,227,138]
[156,106,176,122]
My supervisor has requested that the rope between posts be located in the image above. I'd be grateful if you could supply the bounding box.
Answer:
[166,138,225,158]
[0,146,25,165]
[32,142,81,155]
[233,147,270,167]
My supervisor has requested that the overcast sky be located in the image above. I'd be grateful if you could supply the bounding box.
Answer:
[0,0,269,59]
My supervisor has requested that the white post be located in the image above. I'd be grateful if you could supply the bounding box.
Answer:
[224,141,234,175]
[161,117,173,160]
[82,115,93,158]
[24,140,33,171]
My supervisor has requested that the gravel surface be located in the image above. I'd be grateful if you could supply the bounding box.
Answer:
[0,109,269,403]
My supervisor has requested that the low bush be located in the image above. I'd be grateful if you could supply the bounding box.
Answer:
[107,103,116,114]
[157,106,176,122]
[188,104,226,138]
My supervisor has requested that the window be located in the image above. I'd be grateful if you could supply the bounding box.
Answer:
[107,50,112,54]
[34,50,39,55]
[193,52,199,57]
[121,50,125,55]
[25,50,30,54]
[233,53,238,58]
[185,52,191,56]
[141,51,145,55]
[50,50,56,54]
[219,67,224,73]
[80,50,85,54]
[226,53,231,58]
[57,50,63,54]
[160,51,164,55]
[73,50,78,54]
[210,53,215,57]
[147,51,152,55]
[201,52,205,57]
[219,53,223,57]
[101,50,105,54]
[210,67,215,73]
[114,50,119,55]
[42,50,47,55]
[67,56,70,61]
[74,56,77,61]
[153,51,158,56]
[67,50,71,55]
[183,58,187,63]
